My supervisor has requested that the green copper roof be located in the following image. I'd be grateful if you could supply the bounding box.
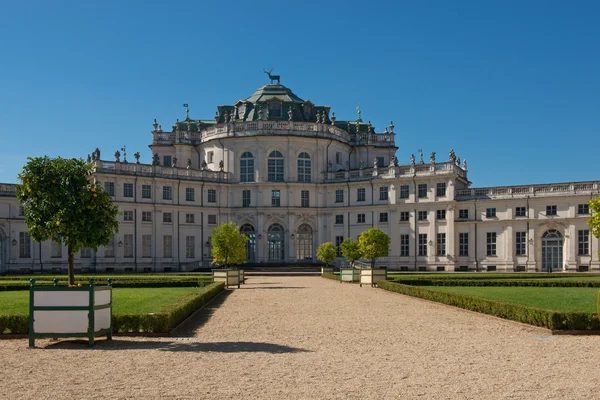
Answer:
[244,84,304,104]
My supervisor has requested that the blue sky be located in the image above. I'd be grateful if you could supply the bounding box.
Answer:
[0,0,598,187]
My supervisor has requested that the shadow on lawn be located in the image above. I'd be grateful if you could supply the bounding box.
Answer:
[44,339,311,354]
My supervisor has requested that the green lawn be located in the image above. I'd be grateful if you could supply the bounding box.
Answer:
[388,273,600,281]
[422,286,599,313]
[0,287,210,315]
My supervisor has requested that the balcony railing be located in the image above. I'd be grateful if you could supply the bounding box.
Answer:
[93,160,230,182]
[0,183,16,197]
[455,181,599,200]
[323,161,467,182]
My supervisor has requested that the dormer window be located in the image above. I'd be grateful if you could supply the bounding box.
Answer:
[269,101,281,119]
[303,103,312,120]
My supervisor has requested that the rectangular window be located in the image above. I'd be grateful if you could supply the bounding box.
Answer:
[186,236,195,258]
[578,204,590,215]
[142,211,152,222]
[486,232,497,256]
[123,234,134,258]
[357,213,366,223]
[162,186,172,200]
[208,215,217,225]
[357,188,366,202]
[243,190,251,207]
[516,231,527,256]
[459,232,469,256]
[185,187,195,201]
[335,236,344,257]
[207,189,216,203]
[436,183,447,197]
[123,210,134,221]
[335,189,344,203]
[141,184,152,199]
[207,151,214,164]
[163,235,172,258]
[418,211,428,221]
[400,234,410,257]
[104,182,115,196]
[104,241,114,258]
[185,213,195,224]
[379,186,388,201]
[436,210,446,220]
[418,234,428,256]
[578,230,590,255]
[379,212,388,223]
[163,212,172,223]
[19,232,31,258]
[546,205,557,216]
[400,211,410,222]
[515,206,527,217]
[50,239,61,258]
[142,235,151,258]
[486,208,496,218]
[418,184,428,198]
[335,215,344,224]
[271,190,281,207]
[123,183,133,198]
[376,157,384,168]
[80,248,91,258]
[335,152,342,165]
[163,155,172,168]
[301,190,310,208]
[459,209,469,219]
[436,233,446,256]
[399,185,409,199]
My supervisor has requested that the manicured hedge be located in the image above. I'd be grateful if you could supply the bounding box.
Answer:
[390,278,600,288]
[0,282,225,335]
[388,273,600,280]
[0,278,213,291]
[321,273,339,281]
[378,281,600,331]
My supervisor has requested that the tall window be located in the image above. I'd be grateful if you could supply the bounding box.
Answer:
[142,184,152,199]
[516,232,527,256]
[243,190,251,207]
[399,185,409,199]
[123,211,134,221]
[268,223,285,260]
[459,209,469,219]
[357,214,366,223]
[357,188,366,202]
[163,155,172,167]
[335,215,344,224]
[51,239,61,258]
[301,190,310,207]
[436,233,446,256]
[459,233,469,256]
[418,184,428,198]
[578,230,590,255]
[297,152,312,182]
[208,215,217,225]
[19,232,31,258]
[335,189,344,203]
[240,152,255,182]
[379,212,388,223]
[269,101,282,118]
[268,151,284,182]
[436,210,446,220]
[104,182,115,196]
[208,189,216,203]
[123,183,133,198]
[296,224,313,260]
[186,213,195,223]
[104,241,114,258]
[186,236,195,258]
[418,211,428,221]
[163,186,172,200]
[124,234,134,258]
[207,151,214,164]
[142,235,151,258]
[142,211,152,222]
[546,205,557,216]
[400,235,409,256]
[163,212,172,223]
[487,232,497,256]
[185,187,195,201]
[418,234,428,256]
[335,152,342,165]
[486,208,496,218]
[379,186,388,201]
[335,236,344,257]
[400,211,410,222]
[578,204,589,215]
[376,157,384,168]
[163,235,172,258]
[436,183,446,197]
[271,190,281,207]
[240,224,256,262]
[515,206,527,217]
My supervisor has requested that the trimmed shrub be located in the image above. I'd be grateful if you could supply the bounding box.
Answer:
[321,273,339,281]
[0,278,212,291]
[390,278,600,288]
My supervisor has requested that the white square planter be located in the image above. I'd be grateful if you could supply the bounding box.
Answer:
[339,268,360,283]
[359,268,387,287]
[212,269,241,288]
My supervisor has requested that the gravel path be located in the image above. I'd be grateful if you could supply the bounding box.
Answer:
[1,276,599,399]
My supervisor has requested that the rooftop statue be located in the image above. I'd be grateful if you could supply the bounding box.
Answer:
[462,159,468,170]
[152,153,160,166]
[410,154,415,165]
[430,152,436,164]
[114,151,121,162]
[134,152,140,164]
[263,68,280,84]
[449,149,456,163]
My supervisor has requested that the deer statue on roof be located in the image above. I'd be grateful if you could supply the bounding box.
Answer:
[263,68,280,84]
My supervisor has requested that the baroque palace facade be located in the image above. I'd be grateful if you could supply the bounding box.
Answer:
[0,80,599,274]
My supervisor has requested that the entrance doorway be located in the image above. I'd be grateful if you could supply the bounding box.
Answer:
[542,230,563,272]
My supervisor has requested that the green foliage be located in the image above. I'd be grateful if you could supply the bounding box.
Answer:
[390,278,600,288]
[316,242,337,267]
[321,273,339,281]
[378,281,600,331]
[357,228,390,268]
[16,157,119,284]
[211,222,249,268]
[340,238,362,265]
[589,196,600,257]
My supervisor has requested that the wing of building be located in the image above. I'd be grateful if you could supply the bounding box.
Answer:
[1,81,599,274]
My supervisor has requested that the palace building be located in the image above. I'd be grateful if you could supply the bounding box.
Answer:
[0,79,599,274]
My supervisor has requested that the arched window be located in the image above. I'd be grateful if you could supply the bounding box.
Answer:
[268,223,285,261]
[542,230,563,272]
[297,152,311,183]
[240,224,255,262]
[240,152,254,182]
[296,224,313,260]
[268,151,284,182]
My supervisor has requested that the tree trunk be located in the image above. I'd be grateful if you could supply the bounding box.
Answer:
[68,244,75,286]
[371,259,375,269]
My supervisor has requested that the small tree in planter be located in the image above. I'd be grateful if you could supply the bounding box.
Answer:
[16,156,119,285]
[316,242,337,273]
[357,228,390,287]
[211,222,249,268]
[340,238,362,268]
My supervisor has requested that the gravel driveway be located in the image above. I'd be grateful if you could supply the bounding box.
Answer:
[1,276,599,399]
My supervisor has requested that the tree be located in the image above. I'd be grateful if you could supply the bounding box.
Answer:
[358,228,390,269]
[316,242,337,268]
[16,157,119,285]
[340,237,362,267]
[589,197,600,257]
[211,222,249,269]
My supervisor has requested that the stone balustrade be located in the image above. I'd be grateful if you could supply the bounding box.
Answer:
[92,160,230,182]
[0,183,16,196]
[323,161,467,182]
[455,181,599,200]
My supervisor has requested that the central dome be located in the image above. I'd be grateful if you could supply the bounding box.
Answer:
[244,84,305,104]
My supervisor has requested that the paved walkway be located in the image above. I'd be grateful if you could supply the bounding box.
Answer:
[1,276,599,399]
